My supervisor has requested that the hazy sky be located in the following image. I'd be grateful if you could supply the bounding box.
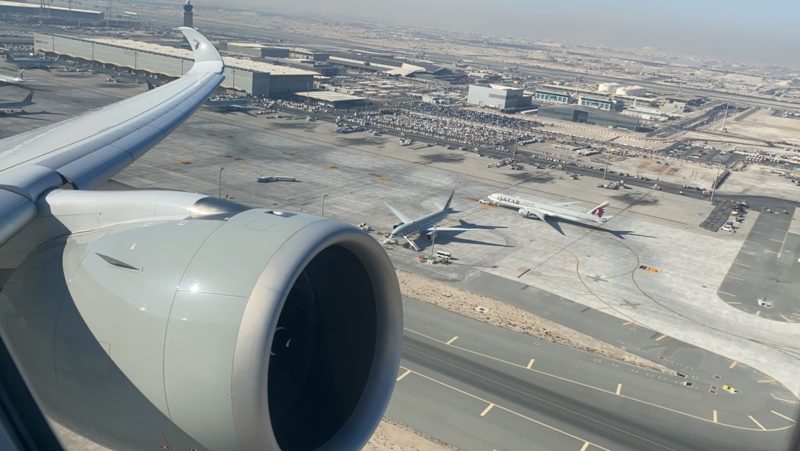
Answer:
[207,0,800,69]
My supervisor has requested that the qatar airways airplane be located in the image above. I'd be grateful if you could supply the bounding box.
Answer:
[486,192,612,224]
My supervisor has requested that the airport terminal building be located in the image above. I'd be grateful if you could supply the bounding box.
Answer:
[226,43,330,61]
[467,84,531,111]
[578,95,616,111]
[0,0,103,23]
[534,89,572,105]
[538,105,640,131]
[33,33,317,98]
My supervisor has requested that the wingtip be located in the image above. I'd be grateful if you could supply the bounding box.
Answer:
[178,27,224,73]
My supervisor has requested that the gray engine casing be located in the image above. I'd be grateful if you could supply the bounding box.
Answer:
[0,207,402,450]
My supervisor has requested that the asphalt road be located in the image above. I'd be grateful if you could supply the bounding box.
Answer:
[394,298,799,451]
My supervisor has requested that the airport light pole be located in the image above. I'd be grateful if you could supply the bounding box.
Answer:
[218,167,224,198]
[720,103,729,132]
[429,226,437,261]
[512,137,518,161]
[321,193,328,216]
[710,163,722,203]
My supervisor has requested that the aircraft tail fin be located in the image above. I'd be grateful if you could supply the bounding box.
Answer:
[23,92,33,104]
[17,69,23,81]
[588,201,610,221]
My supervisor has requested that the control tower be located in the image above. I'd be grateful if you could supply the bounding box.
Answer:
[182,0,193,28]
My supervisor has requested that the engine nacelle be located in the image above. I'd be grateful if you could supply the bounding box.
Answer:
[0,203,402,450]
[518,208,534,218]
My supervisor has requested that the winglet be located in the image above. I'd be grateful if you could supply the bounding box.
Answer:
[178,27,224,74]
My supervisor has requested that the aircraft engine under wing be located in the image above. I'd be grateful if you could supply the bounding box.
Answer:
[0,190,402,451]
[0,27,402,451]
[518,208,543,220]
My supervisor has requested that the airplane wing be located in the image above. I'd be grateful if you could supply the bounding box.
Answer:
[0,28,402,451]
[526,208,548,221]
[385,202,412,224]
[0,27,224,245]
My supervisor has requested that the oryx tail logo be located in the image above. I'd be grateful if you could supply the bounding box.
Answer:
[192,39,201,50]
[591,202,609,218]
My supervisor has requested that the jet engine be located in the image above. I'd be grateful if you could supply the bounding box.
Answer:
[519,208,534,218]
[0,190,402,451]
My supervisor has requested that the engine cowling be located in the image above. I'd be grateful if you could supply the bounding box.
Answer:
[518,208,534,218]
[0,203,402,450]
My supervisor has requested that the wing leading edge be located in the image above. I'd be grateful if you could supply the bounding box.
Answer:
[385,203,412,224]
[0,27,225,245]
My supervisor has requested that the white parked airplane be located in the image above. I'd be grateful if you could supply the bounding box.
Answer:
[487,192,612,224]
[0,28,401,451]
[385,189,470,251]
[0,69,25,86]
[0,91,34,115]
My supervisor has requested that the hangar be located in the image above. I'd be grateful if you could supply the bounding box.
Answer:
[33,33,317,98]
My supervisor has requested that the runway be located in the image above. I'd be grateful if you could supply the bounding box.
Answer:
[395,299,798,450]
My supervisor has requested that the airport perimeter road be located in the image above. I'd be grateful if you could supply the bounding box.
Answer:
[394,299,798,451]
[718,206,800,321]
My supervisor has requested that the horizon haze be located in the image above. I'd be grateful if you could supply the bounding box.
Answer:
[195,0,800,70]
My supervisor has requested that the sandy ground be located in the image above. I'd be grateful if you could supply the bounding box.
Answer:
[51,416,452,451]
[364,419,458,451]
[720,164,800,201]
[608,154,720,188]
[396,270,672,374]
[721,108,800,146]
[49,421,109,451]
